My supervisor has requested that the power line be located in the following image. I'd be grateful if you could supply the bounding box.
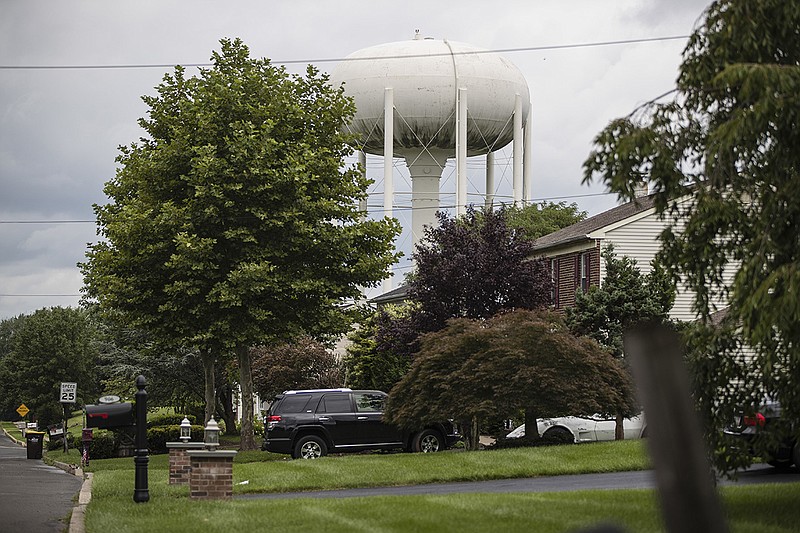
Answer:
[0,294,81,297]
[0,191,614,225]
[0,35,690,70]
[0,220,94,224]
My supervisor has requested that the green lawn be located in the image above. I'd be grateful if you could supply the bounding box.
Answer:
[85,483,800,533]
[77,440,800,532]
[1,421,24,441]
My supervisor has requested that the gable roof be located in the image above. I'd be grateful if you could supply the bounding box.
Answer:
[368,284,409,306]
[532,194,656,252]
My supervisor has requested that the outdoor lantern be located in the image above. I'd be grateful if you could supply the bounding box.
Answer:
[179,417,191,442]
[203,416,220,450]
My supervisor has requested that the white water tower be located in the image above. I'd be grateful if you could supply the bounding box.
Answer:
[331,32,532,247]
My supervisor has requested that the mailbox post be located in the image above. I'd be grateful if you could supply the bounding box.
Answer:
[83,380,148,503]
[133,375,149,503]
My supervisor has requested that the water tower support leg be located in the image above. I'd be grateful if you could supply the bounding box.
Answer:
[523,105,532,204]
[513,94,523,205]
[456,87,468,216]
[383,88,394,219]
[486,151,495,209]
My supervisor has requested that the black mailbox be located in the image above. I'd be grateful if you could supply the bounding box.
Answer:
[85,402,134,429]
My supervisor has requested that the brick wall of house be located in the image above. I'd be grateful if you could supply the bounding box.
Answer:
[551,242,601,311]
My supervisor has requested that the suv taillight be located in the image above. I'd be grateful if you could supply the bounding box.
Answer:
[743,413,766,427]
[267,415,281,430]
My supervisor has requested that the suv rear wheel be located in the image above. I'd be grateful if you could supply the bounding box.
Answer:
[293,435,328,459]
[413,429,443,453]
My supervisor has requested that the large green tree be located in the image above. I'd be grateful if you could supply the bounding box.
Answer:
[0,308,99,427]
[566,247,675,359]
[566,246,675,438]
[385,309,633,450]
[505,201,587,241]
[81,39,400,449]
[583,0,800,469]
[343,303,420,392]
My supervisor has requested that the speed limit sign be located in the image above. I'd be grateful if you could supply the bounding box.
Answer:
[60,382,77,404]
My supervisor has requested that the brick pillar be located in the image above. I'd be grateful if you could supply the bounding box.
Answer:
[166,442,205,485]
[187,450,237,500]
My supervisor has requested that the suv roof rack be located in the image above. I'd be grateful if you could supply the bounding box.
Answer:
[282,388,353,395]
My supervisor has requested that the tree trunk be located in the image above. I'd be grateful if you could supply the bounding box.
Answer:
[216,383,237,436]
[237,344,257,450]
[460,417,480,451]
[524,408,540,440]
[199,348,216,425]
[615,413,625,440]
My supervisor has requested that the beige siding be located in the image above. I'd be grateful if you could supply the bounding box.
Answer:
[601,205,735,322]
[602,209,698,321]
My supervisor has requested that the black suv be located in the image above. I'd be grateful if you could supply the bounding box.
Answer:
[724,400,798,468]
[263,388,460,459]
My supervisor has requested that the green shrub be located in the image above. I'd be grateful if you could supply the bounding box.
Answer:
[146,425,204,453]
[146,413,197,428]
[89,432,119,459]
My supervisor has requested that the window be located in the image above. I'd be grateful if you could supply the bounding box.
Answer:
[277,395,312,414]
[580,252,591,292]
[354,393,385,413]
[551,258,559,306]
[317,393,352,414]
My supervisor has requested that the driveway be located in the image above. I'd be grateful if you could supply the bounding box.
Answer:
[0,431,82,532]
[237,463,798,500]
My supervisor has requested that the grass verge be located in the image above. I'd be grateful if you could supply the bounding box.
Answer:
[85,472,800,533]
[1,421,24,442]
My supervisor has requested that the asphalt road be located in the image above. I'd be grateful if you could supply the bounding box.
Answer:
[237,462,800,500]
[0,432,82,533]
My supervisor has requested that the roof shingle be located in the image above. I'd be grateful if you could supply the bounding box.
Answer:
[532,194,656,251]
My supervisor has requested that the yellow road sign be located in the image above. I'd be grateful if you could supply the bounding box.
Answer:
[16,403,29,417]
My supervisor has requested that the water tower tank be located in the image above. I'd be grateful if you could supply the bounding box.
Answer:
[331,33,532,246]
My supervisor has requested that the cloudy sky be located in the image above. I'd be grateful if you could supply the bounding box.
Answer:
[0,0,711,319]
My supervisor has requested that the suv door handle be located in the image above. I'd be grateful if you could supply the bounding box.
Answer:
[318,416,330,421]
[357,416,368,420]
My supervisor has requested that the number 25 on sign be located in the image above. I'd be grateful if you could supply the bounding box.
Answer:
[60,382,77,404]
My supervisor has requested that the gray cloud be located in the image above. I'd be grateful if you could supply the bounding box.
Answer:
[0,0,709,318]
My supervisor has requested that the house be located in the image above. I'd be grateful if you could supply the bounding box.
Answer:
[531,192,700,322]
[368,191,722,322]
[369,284,409,309]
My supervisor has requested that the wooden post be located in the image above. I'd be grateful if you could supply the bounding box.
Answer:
[625,323,728,533]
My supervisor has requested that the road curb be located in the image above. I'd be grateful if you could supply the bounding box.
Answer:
[68,472,93,533]
[48,460,89,533]
[1,426,25,446]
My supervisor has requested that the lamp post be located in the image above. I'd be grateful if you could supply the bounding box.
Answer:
[204,416,220,451]
[179,417,192,442]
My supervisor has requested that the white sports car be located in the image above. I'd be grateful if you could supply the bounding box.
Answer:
[506,413,647,443]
